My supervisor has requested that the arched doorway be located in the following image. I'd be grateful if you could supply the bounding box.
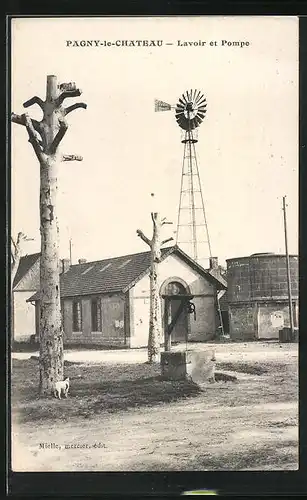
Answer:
[160,279,192,347]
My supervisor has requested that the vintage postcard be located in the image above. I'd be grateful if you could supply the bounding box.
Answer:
[10,16,298,473]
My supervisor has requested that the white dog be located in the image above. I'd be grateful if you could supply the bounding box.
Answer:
[54,377,70,399]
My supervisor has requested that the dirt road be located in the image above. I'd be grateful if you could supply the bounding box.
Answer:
[12,397,297,472]
[12,340,297,364]
[11,342,298,471]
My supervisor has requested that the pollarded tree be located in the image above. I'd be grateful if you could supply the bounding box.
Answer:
[137,212,173,363]
[11,75,87,396]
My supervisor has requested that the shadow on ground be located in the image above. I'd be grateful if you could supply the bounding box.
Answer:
[11,359,202,424]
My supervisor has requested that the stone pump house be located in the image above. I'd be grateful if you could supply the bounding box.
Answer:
[28,245,226,348]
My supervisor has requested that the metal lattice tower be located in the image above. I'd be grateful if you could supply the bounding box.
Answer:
[176,128,212,268]
[155,90,212,268]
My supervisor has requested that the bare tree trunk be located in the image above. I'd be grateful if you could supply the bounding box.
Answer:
[137,212,173,363]
[39,153,64,394]
[148,213,162,363]
[12,74,86,396]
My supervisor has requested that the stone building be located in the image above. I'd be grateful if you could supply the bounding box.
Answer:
[28,245,226,348]
[226,252,299,340]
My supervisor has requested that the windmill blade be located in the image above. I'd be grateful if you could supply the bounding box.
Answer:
[190,89,194,101]
[196,97,206,107]
[197,111,206,120]
[178,98,186,108]
[181,93,188,105]
[194,115,203,127]
[197,107,207,115]
[176,115,189,130]
[154,99,172,112]
[197,96,207,107]
[198,104,207,112]
[190,117,198,129]
[195,92,205,103]
[185,90,191,102]
[192,89,198,102]
[176,103,185,112]
[195,90,202,103]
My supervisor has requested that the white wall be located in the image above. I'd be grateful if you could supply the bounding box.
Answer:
[130,253,217,347]
[13,291,36,341]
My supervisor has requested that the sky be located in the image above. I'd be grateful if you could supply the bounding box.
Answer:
[11,16,299,267]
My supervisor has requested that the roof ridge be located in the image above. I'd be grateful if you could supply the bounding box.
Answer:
[20,252,40,259]
[69,245,175,267]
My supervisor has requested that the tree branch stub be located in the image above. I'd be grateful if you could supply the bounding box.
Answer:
[64,103,87,116]
[23,114,45,162]
[47,118,68,155]
[23,96,45,110]
[61,154,83,162]
[161,237,174,246]
[136,229,152,248]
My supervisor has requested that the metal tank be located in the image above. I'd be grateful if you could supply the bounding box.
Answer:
[226,253,298,340]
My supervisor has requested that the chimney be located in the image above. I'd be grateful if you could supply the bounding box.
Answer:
[209,257,218,270]
[61,258,70,273]
[78,258,87,264]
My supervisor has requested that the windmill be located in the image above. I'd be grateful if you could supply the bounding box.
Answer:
[155,89,212,268]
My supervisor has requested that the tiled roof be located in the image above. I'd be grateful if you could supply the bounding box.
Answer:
[28,245,227,302]
[13,253,40,289]
[207,268,227,288]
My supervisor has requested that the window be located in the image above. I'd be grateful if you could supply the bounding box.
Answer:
[60,300,64,329]
[81,265,94,275]
[72,300,82,332]
[91,298,102,332]
[99,263,112,272]
[117,259,132,269]
[166,282,185,295]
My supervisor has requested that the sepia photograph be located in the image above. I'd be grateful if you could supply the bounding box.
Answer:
[10,15,298,473]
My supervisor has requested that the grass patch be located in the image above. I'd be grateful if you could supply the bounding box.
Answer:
[12,359,202,424]
[216,361,269,375]
[190,440,298,470]
[12,342,39,353]
[29,356,79,366]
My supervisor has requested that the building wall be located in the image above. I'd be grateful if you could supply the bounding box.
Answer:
[131,253,218,347]
[33,254,221,347]
[227,255,298,302]
[63,293,126,346]
[258,301,298,339]
[13,291,36,341]
[14,259,40,291]
[229,300,299,340]
[227,254,299,340]
[229,304,258,341]
[13,259,40,342]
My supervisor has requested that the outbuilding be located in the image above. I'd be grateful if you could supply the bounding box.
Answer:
[12,253,40,343]
[28,245,226,348]
[226,252,299,340]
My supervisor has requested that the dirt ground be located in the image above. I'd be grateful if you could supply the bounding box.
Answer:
[11,341,298,472]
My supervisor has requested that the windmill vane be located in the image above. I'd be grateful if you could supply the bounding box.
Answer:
[154,99,172,112]
[154,90,207,131]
